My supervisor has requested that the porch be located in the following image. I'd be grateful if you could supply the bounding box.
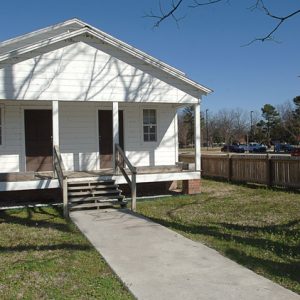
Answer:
[0,164,197,184]
[0,154,200,216]
[0,164,199,192]
[0,100,201,172]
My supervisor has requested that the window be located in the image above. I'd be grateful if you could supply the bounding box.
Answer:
[143,109,157,142]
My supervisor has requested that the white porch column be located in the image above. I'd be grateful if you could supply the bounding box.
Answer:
[112,101,119,170]
[52,100,59,146]
[194,99,201,171]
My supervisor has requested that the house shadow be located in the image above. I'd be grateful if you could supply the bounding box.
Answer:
[0,206,95,253]
[0,206,69,232]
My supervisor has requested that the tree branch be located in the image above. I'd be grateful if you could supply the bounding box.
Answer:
[144,0,184,28]
[246,0,300,44]
[189,0,224,9]
[146,0,300,45]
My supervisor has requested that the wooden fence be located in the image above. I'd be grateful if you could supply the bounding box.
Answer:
[180,153,300,189]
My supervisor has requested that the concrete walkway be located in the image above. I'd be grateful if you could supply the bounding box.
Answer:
[71,209,299,300]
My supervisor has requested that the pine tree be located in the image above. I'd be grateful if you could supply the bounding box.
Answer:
[259,104,281,145]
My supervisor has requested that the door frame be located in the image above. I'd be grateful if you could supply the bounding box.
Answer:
[97,109,124,169]
[21,105,52,172]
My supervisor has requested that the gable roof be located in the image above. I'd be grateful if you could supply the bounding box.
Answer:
[0,18,212,97]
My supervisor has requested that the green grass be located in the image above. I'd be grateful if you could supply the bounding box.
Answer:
[137,179,300,294]
[0,207,133,300]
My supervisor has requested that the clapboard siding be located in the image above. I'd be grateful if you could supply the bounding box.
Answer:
[0,103,21,172]
[0,155,19,172]
[123,104,177,167]
[59,102,98,171]
[0,41,196,103]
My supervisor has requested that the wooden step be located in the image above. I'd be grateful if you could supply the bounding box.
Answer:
[66,178,126,211]
[68,184,118,191]
[68,189,121,197]
[69,195,125,203]
[69,200,126,210]
[69,200,127,209]
[68,180,115,186]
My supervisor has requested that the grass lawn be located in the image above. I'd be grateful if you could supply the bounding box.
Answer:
[137,179,300,294]
[0,206,133,300]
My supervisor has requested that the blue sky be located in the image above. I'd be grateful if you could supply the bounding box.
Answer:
[0,0,299,115]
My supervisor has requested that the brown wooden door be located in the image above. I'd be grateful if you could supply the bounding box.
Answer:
[98,110,124,169]
[24,110,53,172]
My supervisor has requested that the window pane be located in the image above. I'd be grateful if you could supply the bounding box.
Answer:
[144,134,149,141]
[143,109,156,125]
[149,134,156,141]
[149,111,156,123]
[143,111,150,124]
[143,110,152,125]
[149,126,156,134]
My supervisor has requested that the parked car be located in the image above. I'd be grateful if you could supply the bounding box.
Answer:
[221,145,245,153]
[237,144,247,151]
[238,143,267,153]
[291,148,300,157]
[248,143,267,153]
[275,143,294,153]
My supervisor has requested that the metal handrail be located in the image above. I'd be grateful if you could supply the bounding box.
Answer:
[53,145,68,218]
[115,144,137,211]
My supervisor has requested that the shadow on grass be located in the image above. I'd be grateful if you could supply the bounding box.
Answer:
[218,220,300,238]
[202,176,300,194]
[0,206,72,233]
[0,243,92,253]
[225,248,300,285]
[0,206,95,254]
[144,215,300,286]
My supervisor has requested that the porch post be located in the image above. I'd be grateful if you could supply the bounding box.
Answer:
[52,101,59,147]
[112,101,119,171]
[194,99,201,171]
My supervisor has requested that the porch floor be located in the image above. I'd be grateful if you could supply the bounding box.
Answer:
[0,165,192,182]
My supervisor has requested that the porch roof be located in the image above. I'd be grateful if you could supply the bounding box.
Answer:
[0,18,212,98]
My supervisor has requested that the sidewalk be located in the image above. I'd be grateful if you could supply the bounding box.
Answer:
[71,209,299,300]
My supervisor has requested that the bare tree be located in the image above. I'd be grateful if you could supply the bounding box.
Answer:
[178,112,190,147]
[210,109,249,144]
[277,100,300,143]
[146,0,300,44]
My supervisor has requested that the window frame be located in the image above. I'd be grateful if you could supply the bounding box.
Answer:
[142,109,157,143]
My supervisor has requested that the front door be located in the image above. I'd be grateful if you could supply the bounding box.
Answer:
[98,110,124,169]
[24,109,53,172]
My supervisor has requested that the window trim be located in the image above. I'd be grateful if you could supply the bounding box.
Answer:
[143,109,157,142]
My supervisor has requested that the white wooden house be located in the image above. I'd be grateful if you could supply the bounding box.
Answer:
[0,19,212,213]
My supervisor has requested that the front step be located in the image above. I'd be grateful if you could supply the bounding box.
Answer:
[68,179,127,211]
[68,184,118,191]
[68,189,121,197]
[70,200,127,210]
[69,195,125,203]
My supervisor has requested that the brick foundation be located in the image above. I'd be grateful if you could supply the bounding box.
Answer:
[182,179,201,194]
